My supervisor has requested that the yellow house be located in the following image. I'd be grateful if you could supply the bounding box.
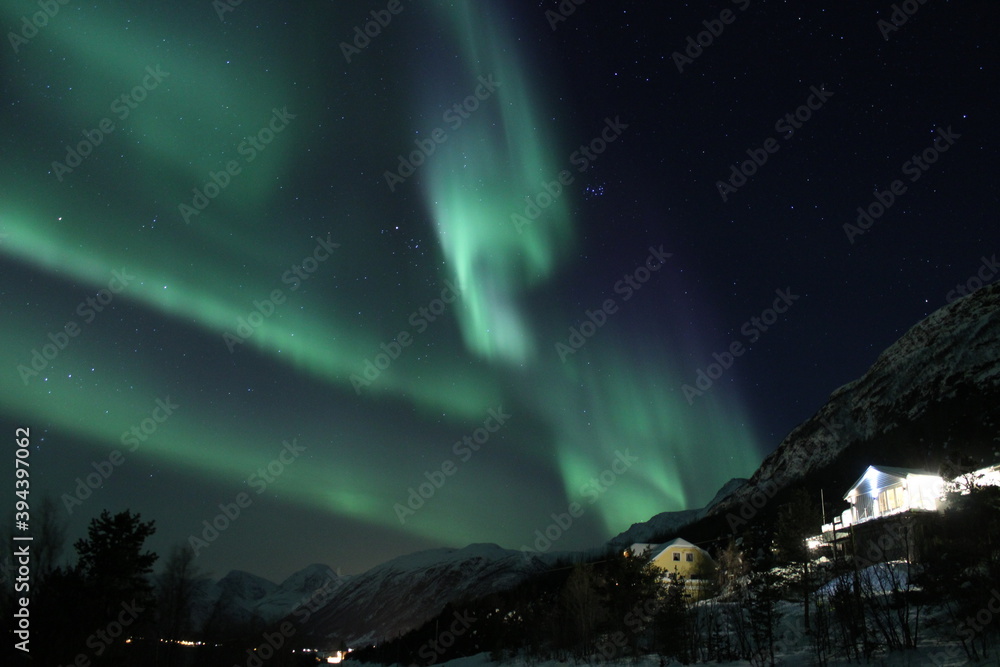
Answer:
[631,538,717,583]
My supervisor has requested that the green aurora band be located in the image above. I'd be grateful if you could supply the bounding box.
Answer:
[0,0,762,551]
[422,1,575,365]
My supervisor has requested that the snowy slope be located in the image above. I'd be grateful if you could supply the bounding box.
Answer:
[254,563,347,624]
[298,543,539,646]
[182,563,344,632]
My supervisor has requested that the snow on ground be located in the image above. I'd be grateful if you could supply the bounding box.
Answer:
[817,561,913,596]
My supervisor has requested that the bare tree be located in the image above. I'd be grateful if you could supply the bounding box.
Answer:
[158,543,207,649]
[34,495,68,582]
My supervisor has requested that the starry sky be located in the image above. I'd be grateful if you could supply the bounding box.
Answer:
[1,0,996,581]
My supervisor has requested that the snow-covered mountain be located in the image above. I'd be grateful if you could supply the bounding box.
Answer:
[183,563,345,633]
[608,477,748,546]
[296,543,539,646]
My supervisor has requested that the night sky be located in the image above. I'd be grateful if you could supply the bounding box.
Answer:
[1,0,996,582]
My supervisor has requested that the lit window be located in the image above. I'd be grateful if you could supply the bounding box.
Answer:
[878,485,904,513]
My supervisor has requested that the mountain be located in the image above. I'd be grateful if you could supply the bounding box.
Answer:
[214,569,276,604]
[608,477,748,546]
[295,543,540,646]
[254,563,347,626]
[180,563,344,634]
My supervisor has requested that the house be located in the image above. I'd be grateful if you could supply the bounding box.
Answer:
[630,538,717,596]
[821,463,1000,537]
[816,464,946,563]
[843,465,945,525]
[816,463,1000,562]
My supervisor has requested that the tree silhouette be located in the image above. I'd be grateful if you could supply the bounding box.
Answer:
[559,563,606,655]
[74,510,158,614]
[32,495,68,582]
[775,488,818,632]
[158,542,207,665]
[3,509,160,666]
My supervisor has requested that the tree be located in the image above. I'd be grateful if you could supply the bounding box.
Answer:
[29,565,91,666]
[32,495,68,582]
[656,572,692,661]
[158,543,206,665]
[775,488,818,631]
[599,549,665,657]
[75,510,158,613]
[717,537,749,596]
[746,569,783,667]
[559,564,605,656]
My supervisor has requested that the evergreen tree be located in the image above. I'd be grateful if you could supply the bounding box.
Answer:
[75,509,158,611]
[656,572,691,661]
[74,509,158,664]
[600,549,664,657]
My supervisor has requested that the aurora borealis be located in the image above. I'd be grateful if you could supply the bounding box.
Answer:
[1,0,995,580]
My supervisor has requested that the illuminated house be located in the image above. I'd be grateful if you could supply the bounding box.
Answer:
[843,465,944,525]
[817,463,999,561]
[630,538,717,599]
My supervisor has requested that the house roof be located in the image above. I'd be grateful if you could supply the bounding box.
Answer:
[661,537,697,550]
[844,464,941,500]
